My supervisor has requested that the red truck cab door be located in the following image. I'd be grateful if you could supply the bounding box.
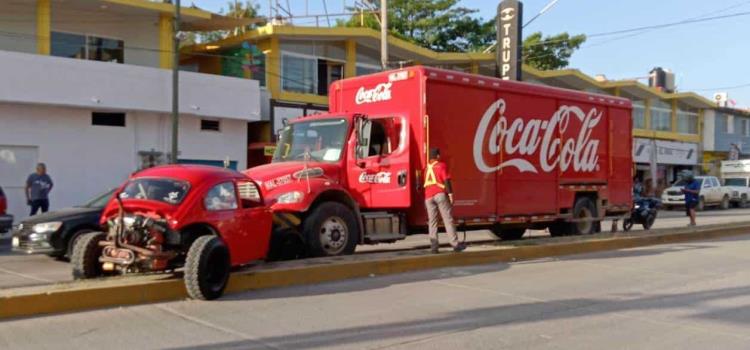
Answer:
[348,115,411,209]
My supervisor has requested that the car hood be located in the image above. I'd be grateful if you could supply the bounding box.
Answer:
[20,206,102,225]
[245,162,340,192]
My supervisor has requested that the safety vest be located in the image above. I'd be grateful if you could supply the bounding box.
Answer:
[424,161,445,189]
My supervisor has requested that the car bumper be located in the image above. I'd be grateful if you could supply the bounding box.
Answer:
[11,229,56,254]
[660,196,685,205]
[0,214,12,233]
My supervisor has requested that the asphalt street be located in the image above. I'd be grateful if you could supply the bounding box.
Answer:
[1,208,750,290]
[3,232,750,349]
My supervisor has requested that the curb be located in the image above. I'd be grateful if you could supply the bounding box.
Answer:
[2,222,750,320]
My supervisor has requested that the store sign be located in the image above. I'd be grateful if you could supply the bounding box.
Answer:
[633,138,698,165]
[496,0,523,81]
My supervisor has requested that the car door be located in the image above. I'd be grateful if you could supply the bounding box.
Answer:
[713,177,725,202]
[235,180,273,263]
[702,178,716,203]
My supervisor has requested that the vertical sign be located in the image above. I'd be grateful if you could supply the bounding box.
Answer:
[496,0,523,81]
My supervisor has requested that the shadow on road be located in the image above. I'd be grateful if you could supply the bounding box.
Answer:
[171,284,750,350]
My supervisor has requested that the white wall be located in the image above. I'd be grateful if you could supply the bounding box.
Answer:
[0,50,261,121]
[0,103,248,220]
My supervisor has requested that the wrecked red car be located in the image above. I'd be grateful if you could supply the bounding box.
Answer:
[71,165,272,300]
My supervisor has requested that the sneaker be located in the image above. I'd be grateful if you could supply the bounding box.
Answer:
[453,243,467,253]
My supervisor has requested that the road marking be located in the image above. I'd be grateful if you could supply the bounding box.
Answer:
[0,267,53,283]
[154,304,283,350]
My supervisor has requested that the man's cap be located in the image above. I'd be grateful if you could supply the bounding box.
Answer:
[429,147,440,159]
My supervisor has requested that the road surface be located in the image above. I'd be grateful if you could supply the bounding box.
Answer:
[1,207,749,290]
[3,232,750,349]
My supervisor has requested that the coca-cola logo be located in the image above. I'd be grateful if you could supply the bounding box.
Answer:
[355,83,392,105]
[473,99,602,174]
[359,171,392,184]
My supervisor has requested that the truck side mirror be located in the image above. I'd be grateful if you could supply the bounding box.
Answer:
[354,115,369,167]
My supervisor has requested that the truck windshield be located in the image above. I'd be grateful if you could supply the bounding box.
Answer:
[725,178,748,187]
[120,178,190,205]
[273,118,349,163]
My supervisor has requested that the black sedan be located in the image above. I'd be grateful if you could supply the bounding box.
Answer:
[12,189,115,259]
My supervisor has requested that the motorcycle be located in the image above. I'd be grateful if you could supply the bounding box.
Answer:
[623,197,660,231]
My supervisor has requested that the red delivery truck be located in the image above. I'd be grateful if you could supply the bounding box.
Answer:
[245,66,633,257]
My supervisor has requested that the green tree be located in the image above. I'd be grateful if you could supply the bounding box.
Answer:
[522,32,586,70]
[199,1,264,43]
[338,0,492,52]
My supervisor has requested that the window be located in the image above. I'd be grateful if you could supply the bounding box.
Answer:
[51,32,123,63]
[356,65,381,76]
[92,112,126,127]
[319,62,343,95]
[742,119,750,137]
[676,108,698,134]
[725,114,735,134]
[650,101,672,131]
[201,119,221,132]
[282,54,317,94]
[120,178,190,205]
[237,181,262,208]
[204,182,238,211]
[358,117,404,158]
[632,101,646,129]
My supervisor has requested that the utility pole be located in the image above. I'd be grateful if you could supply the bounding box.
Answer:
[171,0,181,163]
[380,0,387,70]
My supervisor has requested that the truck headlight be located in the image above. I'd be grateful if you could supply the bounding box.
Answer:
[32,221,62,234]
[276,191,304,204]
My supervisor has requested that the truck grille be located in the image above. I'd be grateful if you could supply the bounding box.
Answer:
[667,191,682,196]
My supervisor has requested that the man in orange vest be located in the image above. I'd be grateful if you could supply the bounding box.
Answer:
[424,148,465,253]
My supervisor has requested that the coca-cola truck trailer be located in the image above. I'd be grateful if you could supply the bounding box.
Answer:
[245,66,633,257]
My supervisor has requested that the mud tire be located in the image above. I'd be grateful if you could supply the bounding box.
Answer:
[71,232,106,279]
[184,235,230,300]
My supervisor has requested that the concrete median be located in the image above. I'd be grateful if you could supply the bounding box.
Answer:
[3,221,750,320]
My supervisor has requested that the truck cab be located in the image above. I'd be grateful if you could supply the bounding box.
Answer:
[721,160,750,207]
[245,112,412,257]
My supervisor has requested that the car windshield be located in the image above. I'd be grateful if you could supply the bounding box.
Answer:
[673,178,704,187]
[273,118,349,163]
[120,178,190,205]
[80,188,117,208]
[724,178,748,187]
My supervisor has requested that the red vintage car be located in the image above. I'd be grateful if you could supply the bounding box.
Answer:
[71,165,272,300]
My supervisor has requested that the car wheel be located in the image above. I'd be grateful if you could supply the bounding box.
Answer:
[741,196,748,208]
[71,232,106,280]
[490,225,525,240]
[303,202,359,257]
[696,197,705,211]
[571,197,597,235]
[720,195,730,210]
[184,235,231,300]
[622,219,633,232]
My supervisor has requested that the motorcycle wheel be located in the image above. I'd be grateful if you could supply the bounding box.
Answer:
[642,213,656,230]
[622,219,633,232]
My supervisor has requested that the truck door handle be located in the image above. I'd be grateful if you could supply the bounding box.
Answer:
[398,171,407,187]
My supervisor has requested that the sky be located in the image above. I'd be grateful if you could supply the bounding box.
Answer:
[193,0,750,108]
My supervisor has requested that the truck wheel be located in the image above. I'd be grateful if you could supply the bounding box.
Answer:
[720,195,730,210]
[267,227,306,261]
[304,202,359,257]
[185,235,231,300]
[741,196,748,208]
[571,197,597,235]
[71,232,106,279]
[490,226,525,240]
[696,197,705,211]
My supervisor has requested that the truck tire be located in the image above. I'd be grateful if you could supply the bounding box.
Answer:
[741,195,748,208]
[490,226,525,240]
[267,227,306,261]
[184,235,231,300]
[720,195,730,210]
[71,232,106,280]
[548,221,569,237]
[571,197,597,235]
[303,202,359,257]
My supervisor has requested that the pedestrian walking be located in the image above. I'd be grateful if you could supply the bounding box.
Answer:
[424,148,466,254]
[681,172,700,227]
[26,163,53,216]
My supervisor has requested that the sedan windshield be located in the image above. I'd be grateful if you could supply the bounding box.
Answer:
[724,178,748,187]
[120,178,190,205]
[273,118,349,163]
